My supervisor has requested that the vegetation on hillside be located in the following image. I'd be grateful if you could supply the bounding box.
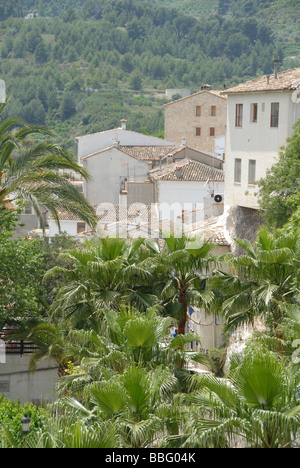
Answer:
[0,0,290,148]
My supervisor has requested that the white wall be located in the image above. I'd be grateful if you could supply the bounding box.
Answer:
[48,219,81,238]
[157,180,224,221]
[77,129,175,161]
[224,91,300,209]
[0,356,58,404]
[82,147,150,205]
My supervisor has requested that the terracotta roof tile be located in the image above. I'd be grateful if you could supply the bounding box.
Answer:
[48,205,97,221]
[163,89,227,107]
[149,159,224,182]
[222,67,300,94]
[119,145,180,161]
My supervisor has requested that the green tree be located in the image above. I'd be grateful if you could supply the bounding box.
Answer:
[34,41,49,64]
[213,227,300,334]
[60,91,76,119]
[257,120,300,228]
[0,101,97,230]
[153,235,215,335]
[0,234,47,327]
[44,237,158,329]
[171,348,300,448]
[51,308,203,396]
[60,364,179,448]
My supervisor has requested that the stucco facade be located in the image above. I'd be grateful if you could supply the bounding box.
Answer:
[164,90,227,153]
[81,146,159,205]
[76,121,176,163]
[223,66,300,210]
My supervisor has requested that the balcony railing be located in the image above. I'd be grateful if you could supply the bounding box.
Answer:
[0,329,38,355]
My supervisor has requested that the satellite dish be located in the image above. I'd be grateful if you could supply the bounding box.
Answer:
[214,194,223,203]
[292,89,300,104]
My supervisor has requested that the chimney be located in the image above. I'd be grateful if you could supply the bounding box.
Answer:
[274,58,279,79]
[266,74,270,85]
[181,136,186,147]
[120,119,127,130]
[175,167,183,179]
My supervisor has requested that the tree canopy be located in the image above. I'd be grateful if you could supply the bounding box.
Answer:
[258,120,300,228]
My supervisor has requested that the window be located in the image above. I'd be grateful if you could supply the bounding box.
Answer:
[24,205,32,215]
[248,160,256,184]
[235,104,243,127]
[211,105,216,116]
[195,127,201,136]
[209,127,215,137]
[270,102,279,127]
[250,103,258,123]
[195,105,201,116]
[77,222,86,234]
[234,158,242,183]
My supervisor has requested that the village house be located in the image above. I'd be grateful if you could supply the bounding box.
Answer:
[76,119,177,163]
[149,157,225,226]
[80,142,180,206]
[79,124,224,209]
[164,86,227,157]
[222,63,300,213]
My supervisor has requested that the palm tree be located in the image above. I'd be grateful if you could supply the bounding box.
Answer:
[212,227,300,335]
[53,307,204,397]
[59,364,180,448]
[10,321,76,378]
[168,348,300,448]
[0,101,97,230]
[2,415,120,448]
[153,234,215,335]
[44,237,158,328]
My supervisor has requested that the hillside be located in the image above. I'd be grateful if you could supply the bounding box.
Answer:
[156,0,300,60]
[0,0,298,150]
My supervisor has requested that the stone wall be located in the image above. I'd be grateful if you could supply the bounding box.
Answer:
[225,205,263,255]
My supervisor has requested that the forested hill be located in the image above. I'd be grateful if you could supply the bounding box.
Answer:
[0,0,298,149]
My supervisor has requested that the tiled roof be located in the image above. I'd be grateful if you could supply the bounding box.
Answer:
[96,203,157,223]
[149,159,224,182]
[163,89,227,107]
[190,216,230,246]
[48,205,97,221]
[119,145,180,161]
[80,145,180,162]
[222,67,300,94]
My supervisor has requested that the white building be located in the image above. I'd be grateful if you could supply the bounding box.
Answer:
[149,158,224,225]
[76,119,176,163]
[80,142,180,206]
[222,64,300,210]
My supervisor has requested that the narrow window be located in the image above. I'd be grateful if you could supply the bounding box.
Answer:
[211,105,216,116]
[248,160,256,184]
[24,205,32,215]
[270,102,279,127]
[235,104,243,127]
[209,127,215,137]
[234,158,242,183]
[195,105,201,117]
[195,127,201,136]
[250,103,258,123]
[77,222,86,234]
